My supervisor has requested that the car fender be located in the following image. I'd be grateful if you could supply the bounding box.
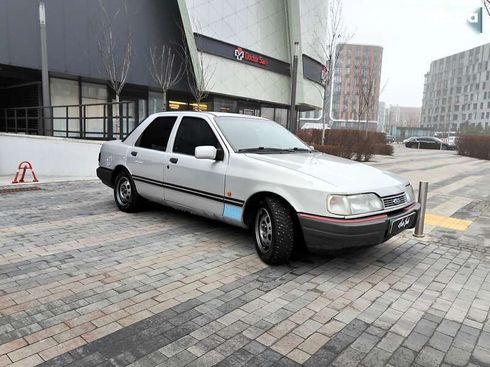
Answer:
[98,140,130,174]
[224,154,333,223]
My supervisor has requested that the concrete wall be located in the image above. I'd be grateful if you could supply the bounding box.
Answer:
[0,133,102,178]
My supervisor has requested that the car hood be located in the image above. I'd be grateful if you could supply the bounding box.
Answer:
[246,152,409,196]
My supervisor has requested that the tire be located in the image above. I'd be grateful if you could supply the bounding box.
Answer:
[114,170,141,212]
[441,145,448,150]
[253,197,295,265]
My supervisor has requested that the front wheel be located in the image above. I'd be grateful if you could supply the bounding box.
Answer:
[114,171,141,212]
[253,197,295,265]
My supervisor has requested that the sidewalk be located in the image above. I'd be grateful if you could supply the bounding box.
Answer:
[0,175,97,187]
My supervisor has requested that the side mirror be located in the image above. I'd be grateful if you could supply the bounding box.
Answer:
[195,146,218,160]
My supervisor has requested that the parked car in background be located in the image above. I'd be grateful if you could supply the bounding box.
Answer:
[405,136,455,150]
[447,136,457,147]
[402,137,417,144]
[97,112,419,265]
[385,134,395,144]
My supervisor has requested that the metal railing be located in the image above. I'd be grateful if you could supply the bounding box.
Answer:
[1,101,136,140]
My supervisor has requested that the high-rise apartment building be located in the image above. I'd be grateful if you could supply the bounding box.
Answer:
[421,43,490,130]
[331,43,383,130]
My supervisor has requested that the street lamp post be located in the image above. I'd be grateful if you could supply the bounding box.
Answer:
[288,41,299,133]
[39,1,51,135]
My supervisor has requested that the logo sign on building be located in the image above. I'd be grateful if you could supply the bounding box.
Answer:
[194,34,290,76]
[234,47,269,66]
[468,7,483,33]
[234,47,244,61]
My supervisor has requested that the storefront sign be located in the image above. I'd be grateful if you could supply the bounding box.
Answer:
[194,34,289,75]
[234,47,269,66]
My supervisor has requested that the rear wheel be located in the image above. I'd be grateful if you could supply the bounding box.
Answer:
[253,197,295,265]
[114,171,141,212]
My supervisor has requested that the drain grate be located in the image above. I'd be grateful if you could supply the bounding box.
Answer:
[0,186,42,194]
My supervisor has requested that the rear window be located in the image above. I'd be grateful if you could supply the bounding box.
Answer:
[136,116,177,151]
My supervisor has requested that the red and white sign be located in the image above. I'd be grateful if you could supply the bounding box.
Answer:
[234,47,269,66]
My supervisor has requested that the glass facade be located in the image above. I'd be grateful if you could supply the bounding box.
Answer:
[260,107,274,120]
[148,91,165,114]
[82,82,107,138]
[214,97,237,113]
[47,77,291,138]
[50,78,79,137]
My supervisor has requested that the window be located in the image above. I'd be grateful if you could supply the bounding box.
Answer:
[136,116,177,151]
[274,108,288,127]
[82,82,108,138]
[50,78,80,137]
[261,107,275,120]
[148,91,165,114]
[173,117,220,155]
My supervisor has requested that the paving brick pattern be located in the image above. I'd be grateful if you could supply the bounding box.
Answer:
[1,148,490,366]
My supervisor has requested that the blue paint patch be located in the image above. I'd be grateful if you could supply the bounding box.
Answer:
[223,204,243,222]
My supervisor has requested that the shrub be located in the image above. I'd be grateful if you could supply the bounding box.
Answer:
[457,135,490,160]
[297,129,392,161]
[374,143,394,156]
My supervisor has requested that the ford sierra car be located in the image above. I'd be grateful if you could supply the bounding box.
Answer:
[97,112,420,265]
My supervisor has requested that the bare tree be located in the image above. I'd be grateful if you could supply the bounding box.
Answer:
[356,62,378,132]
[314,0,352,144]
[355,62,387,134]
[96,0,132,102]
[148,45,184,111]
[185,34,215,111]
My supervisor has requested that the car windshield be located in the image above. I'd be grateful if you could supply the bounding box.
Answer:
[214,116,311,153]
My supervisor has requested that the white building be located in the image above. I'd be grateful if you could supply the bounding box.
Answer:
[180,0,327,127]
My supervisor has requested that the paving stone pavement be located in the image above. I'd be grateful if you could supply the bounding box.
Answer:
[1,147,490,367]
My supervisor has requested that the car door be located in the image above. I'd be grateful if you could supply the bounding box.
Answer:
[418,138,431,149]
[425,138,439,149]
[126,115,178,204]
[164,116,227,219]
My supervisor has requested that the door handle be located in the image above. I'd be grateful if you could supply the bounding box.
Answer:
[131,151,138,156]
[169,157,178,164]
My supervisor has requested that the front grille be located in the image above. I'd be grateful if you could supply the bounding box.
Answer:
[382,193,407,209]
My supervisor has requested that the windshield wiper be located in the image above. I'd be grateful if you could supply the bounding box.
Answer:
[237,147,286,153]
[238,147,313,153]
[288,147,312,152]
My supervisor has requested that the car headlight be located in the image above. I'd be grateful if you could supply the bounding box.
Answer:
[405,184,415,202]
[327,194,383,216]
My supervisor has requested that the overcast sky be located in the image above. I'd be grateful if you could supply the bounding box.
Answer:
[342,0,490,107]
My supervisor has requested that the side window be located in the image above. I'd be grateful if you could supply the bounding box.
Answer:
[136,116,177,151]
[173,117,220,155]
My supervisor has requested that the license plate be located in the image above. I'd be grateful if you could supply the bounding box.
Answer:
[389,212,417,236]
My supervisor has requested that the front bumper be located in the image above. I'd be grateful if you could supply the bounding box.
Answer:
[298,203,420,252]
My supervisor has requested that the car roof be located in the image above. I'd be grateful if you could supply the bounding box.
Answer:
[148,111,266,120]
